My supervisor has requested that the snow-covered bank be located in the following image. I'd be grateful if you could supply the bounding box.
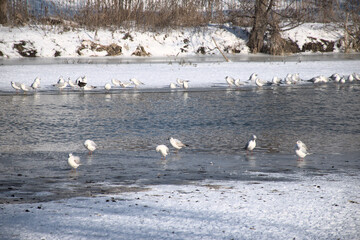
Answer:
[1,175,359,240]
[0,23,346,58]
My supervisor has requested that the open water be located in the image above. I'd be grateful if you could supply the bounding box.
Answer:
[0,81,360,203]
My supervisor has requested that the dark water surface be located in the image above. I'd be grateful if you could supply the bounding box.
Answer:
[1,53,360,66]
[0,84,360,203]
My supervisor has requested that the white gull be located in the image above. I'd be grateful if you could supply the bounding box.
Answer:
[225,76,235,87]
[84,139,97,154]
[295,140,311,160]
[234,79,243,87]
[182,80,189,89]
[31,77,41,90]
[68,153,81,170]
[111,78,121,87]
[104,83,112,91]
[244,135,257,154]
[272,76,281,85]
[11,81,21,92]
[20,83,32,93]
[169,137,188,151]
[249,73,258,82]
[120,81,132,88]
[169,83,177,89]
[130,78,144,88]
[156,145,169,160]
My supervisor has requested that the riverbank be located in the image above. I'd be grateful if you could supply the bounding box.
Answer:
[0,23,348,59]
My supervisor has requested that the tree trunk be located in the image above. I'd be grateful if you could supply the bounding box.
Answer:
[268,12,285,55]
[247,0,270,53]
[0,0,7,24]
[344,12,349,53]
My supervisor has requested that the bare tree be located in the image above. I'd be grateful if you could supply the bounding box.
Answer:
[247,0,274,53]
[0,0,7,24]
[247,0,306,54]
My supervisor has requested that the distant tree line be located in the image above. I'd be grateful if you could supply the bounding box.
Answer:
[1,0,359,54]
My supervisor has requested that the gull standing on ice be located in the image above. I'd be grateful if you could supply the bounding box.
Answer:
[68,153,81,170]
[352,72,360,81]
[81,83,96,91]
[347,74,354,82]
[120,81,132,88]
[283,74,293,85]
[330,73,341,82]
[11,81,22,92]
[255,78,264,87]
[225,76,235,87]
[54,77,68,90]
[176,78,185,87]
[111,78,121,87]
[255,78,270,87]
[169,137,189,151]
[295,140,310,160]
[20,83,32,93]
[234,78,243,87]
[130,78,144,88]
[31,77,41,90]
[84,139,97,154]
[249,73,258,82]
[58,76,65,84]
[291,73,300,84]
[104,83,112,91]
[77,76,87,88]
[272,76,281,85]
[169,83,177,89]
[175,78,190,89]
[244,135,257,154]
[309,75,329,84]
[156,145,169,160]
[68,78,78,88]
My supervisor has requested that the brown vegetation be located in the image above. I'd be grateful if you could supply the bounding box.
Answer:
[13,41,37,57]
[246,0,360,55]
[77,41,122,56]
[2,0,360,55]
[132,45,150,56]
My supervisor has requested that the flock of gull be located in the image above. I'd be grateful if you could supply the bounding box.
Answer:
[225,72,360,87]
[10,76,147,93]
[9,72,354,170]
[10,71,360,94]
[68,135,310,171]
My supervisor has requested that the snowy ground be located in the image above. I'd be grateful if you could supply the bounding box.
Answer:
[0,23,345,58]
[1,175,359,240]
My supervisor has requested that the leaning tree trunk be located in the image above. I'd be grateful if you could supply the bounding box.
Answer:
[248,0,274,53]
[0,0,7,24]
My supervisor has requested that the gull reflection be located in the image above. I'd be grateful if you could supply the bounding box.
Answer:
[68,170,79,179]
[182,92,189,101]
[297,159,307,168]
[105,93,112,101]
[245,154,256,167]
[158,159,169,170]
[86,154,94,165]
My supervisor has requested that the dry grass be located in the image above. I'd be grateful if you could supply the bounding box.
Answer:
[3,0,359,54]
[5,0,359,29]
